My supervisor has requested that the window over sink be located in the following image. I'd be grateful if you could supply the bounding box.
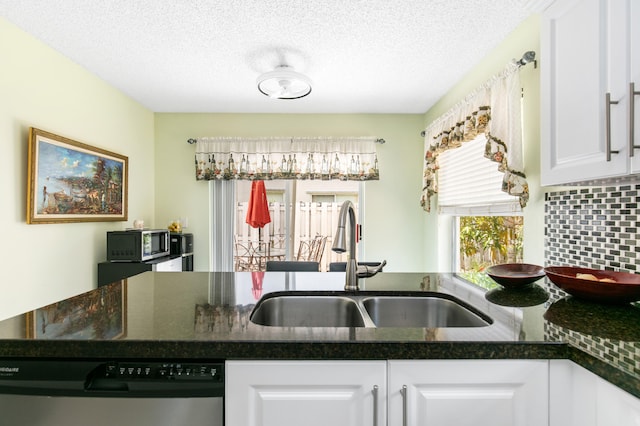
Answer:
[436,136,524,284]
[455,215,523,287]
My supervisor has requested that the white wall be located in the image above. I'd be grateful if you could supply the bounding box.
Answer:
[0,18,155,320]
[154,113,427,272]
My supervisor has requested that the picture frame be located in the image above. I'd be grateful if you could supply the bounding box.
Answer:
[26,280,128,339]
[27,127,128,224]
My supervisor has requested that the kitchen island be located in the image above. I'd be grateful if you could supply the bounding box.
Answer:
[0,270,638,402]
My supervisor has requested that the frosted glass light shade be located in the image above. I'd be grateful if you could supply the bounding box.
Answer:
[257,66,312,99]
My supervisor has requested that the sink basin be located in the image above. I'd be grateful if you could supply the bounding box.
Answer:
[250,291,492,328]
[361,296,491,328]
[250,295,366,327]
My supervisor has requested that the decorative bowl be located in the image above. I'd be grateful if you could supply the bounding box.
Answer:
[544,266,640,304]
[485,263,545,289]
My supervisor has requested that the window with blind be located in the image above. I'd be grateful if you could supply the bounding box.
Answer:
[437,135,523,281]
[437,135,522,215]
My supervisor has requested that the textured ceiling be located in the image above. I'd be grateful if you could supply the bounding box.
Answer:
[1,1,536,113]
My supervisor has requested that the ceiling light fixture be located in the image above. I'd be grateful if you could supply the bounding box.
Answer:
[256,65,312,100]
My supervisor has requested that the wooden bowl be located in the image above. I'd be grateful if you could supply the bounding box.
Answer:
[544,266,640,304]
[486,263,545,289]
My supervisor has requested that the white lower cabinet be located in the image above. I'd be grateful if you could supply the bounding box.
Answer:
[597,377,640,426]
[388,360,549,426]
[550,360,640,426]
[226,360,386,426]
[226,359,548,426]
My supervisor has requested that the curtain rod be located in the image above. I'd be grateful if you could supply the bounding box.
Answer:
[187,138,386,144]
[419,50,536,138]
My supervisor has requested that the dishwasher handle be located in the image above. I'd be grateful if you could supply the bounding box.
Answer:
[84,364,129,392]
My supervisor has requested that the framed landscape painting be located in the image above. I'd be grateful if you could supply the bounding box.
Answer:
[27,128,128,224]
[26,280,128,340]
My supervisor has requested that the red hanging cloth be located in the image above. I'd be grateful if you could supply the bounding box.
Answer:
[245,180,271,228]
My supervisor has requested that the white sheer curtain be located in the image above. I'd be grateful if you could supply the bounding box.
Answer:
[195,136,380,181]
[420,60,529,212]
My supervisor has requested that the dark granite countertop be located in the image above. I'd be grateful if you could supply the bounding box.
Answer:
[0,271,638,398]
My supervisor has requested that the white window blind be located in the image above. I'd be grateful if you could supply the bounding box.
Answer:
[437,135,522,215]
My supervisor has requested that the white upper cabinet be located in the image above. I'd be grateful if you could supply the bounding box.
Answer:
[632,0,640,172]
[541,0,640,185]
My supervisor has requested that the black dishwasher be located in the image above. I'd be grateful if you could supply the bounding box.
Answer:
[0,358,224,426]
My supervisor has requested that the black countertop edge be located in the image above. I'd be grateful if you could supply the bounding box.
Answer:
[0,340,567,361]
[568,346,640,399]
[2,339,637,398]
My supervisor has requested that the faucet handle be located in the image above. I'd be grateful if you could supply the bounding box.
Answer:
[356,260,387,278]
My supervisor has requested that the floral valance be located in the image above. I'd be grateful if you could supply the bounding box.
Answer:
[420,60,529,212]
[195,136,380,181]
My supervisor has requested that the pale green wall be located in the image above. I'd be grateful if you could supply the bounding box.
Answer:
[155,15,545,274]
[154,113,426,272]
[0,18,155,320]
[0,12,544,320]
[422,14,544,270]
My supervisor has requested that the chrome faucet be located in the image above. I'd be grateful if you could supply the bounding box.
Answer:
[332,201,386,291]
[332,201,359,290]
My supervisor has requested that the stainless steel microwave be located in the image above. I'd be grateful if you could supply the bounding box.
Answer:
[107,229,170,262]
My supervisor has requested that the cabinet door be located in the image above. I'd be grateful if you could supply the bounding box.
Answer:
[541,0,628,185]
[630,0,640,173]
[549,360,597,426]
[550,359,640,426]
[226,360,386,426]
[597,376,640,426]
[388,360,548,426]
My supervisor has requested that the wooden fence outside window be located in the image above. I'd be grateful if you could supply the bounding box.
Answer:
[234,201,359,271]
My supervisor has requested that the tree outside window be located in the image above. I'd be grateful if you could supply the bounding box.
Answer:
[457,215,523,286]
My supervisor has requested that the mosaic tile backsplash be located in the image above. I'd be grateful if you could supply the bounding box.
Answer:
[545,183,640,273]
[544,183,640,380]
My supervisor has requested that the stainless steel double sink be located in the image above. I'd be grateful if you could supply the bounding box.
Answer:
[250,291,493,328]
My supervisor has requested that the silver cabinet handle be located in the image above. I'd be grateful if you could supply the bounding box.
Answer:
[606,92,621,161]
[400,385,408,426]
[630,83,640,157]
[372,385,379,426]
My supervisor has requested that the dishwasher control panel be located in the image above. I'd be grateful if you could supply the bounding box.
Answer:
[0,359,225,397]
[103,362,223,382]
[83,361,225,396]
